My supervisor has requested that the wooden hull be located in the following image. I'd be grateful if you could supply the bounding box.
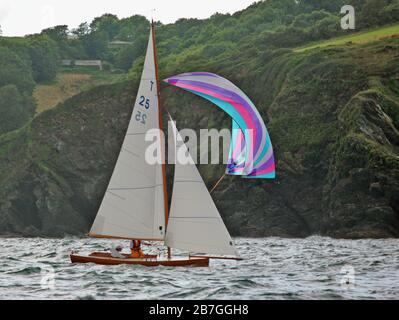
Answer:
[70,252,209,267]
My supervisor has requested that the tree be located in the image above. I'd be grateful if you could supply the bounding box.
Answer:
[117,15,149,41]
[359,0,387,28]
[90,14,120,40]
[42,25,69,42]
[115,36,147,71]
[0,85,36,134]
[83,30,109,59]
[314,15,341,39]
[71,22,90,38]
[292,10,331,29]
[299,0,347,13]
[28,36,60,82]
[382,1,399,24]
[202,43,232,59]
[0,46,35,94]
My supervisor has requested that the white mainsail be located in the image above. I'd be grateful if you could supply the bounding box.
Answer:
[90,27,166,241]
[165,118,238,256]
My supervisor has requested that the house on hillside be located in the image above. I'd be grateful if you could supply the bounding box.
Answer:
[61,60,103,70]
[109,41,133,48]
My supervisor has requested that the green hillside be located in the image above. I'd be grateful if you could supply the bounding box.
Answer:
[0,0,398,238]
[2,0,399,135]
[295,23,399,52]
[0,36,398,238]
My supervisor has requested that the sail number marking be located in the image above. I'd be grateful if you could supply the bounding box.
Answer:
[135,95,151,125]
[135,111,147,124]
[139,96,150,109]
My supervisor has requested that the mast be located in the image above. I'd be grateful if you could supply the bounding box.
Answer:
[151,21,171,259]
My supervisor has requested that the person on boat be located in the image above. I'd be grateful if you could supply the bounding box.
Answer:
[130,240,144,258]
[110,245,125,259]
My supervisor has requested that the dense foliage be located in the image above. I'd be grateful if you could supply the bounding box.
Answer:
[0,45,36,134]
[0,35,60,134]
[0,85,35,134]
[0,0,397,134]
[15,0,399,74]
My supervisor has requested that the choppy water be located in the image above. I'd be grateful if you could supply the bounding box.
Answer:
[0,237,398,300]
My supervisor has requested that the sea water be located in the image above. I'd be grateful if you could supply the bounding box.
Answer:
[0,237,398,300]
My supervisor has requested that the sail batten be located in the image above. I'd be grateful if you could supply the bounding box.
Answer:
[165,118,238,257]
[89,26,166,241]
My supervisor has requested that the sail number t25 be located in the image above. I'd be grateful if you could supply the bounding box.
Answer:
[135,95,150,124]
[135,80,154,125]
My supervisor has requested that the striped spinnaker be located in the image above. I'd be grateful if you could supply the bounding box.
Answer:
[164,72,275,179]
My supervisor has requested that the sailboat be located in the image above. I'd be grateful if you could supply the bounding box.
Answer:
[70,22,240,267]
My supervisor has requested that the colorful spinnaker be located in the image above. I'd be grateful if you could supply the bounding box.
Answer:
[227,119,246,175]
[164,72,275,179]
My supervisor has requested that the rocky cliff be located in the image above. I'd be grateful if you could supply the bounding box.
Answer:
[0,39,398,238]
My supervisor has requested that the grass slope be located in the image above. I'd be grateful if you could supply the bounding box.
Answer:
[34,69,122,114]
[295,23,399,52]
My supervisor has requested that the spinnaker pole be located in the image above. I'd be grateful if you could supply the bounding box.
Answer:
[210,172,227,194]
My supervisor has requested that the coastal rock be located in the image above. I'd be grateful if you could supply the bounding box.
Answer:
[0,40,398,238]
